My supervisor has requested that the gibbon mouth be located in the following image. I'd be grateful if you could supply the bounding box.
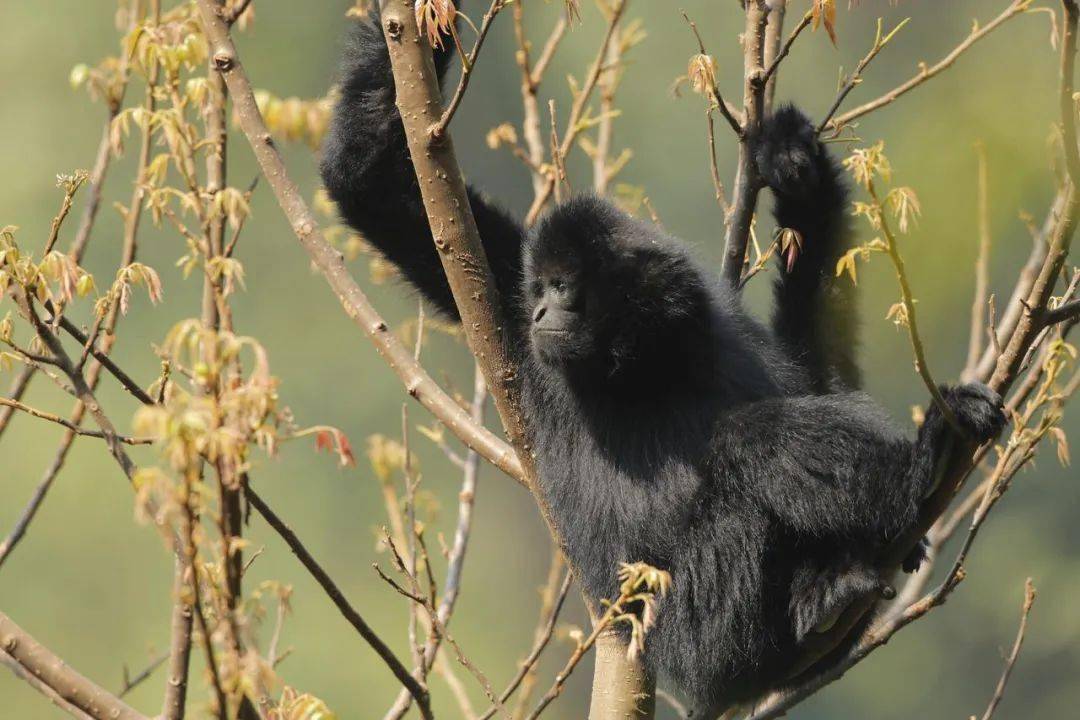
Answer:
[533,328,572,336]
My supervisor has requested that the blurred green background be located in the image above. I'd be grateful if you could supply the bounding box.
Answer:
[1,0,1077,718]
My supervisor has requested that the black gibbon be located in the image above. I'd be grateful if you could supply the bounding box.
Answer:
[319,8,1006,714]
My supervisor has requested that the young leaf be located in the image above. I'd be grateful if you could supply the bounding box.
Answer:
[812,0,839,47]
[414,0,455,50]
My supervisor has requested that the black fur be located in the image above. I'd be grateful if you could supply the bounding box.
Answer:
[319,12,523,321]
[758,105,859,393]
[320,10,1007,715]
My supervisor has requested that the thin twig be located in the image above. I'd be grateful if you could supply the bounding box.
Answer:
[514,1,569,200]
[119,652,169,698]
[817,17,911,135]
[0,366,36,441]
[869,181,961,430]
[226,0,253,24]
[524,0,630,226]
[53,312,155,405]
[381,533,502,711]
[828,0,1036,130]
[763,9,812,85]
[384,366,488,720]
[43,172,88,256]
[1042,296,1080,325]
[980,579,1037,720]
[481,567,572,720]
[964,142,993,380]
[436,651,478,720]
[244,485,433,718]
[0,397,152,444]
[434,0,507,136]
[682,11,743,137]
[975,189,1067,380]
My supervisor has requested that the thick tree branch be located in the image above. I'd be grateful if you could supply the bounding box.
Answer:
[192,0,523,482]
[0,651,94,720]
[0,611,147,720]
[377,0,534,482]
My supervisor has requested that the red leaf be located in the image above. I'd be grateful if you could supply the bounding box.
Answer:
[314,428,356,468]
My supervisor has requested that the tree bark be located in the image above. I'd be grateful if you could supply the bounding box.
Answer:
[588,629,656,719]
[0,611,147,720]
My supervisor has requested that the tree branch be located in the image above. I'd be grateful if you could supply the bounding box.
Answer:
[434,0,508,137]
[0,366,37,441]
[383,366,488,720]
[1042,296,1080,325]
[192,0,523,482]
[508,550,570,718]
[479,567,572,720]
[523,0,630,226]
[0,651,94,720]
[513,1,569,200]
[763,7,811,91]
[0,610,148,720]
[243,485,433,719]
[720,0,770,288]
[160,555,193,720]
[0,397,152,444]
[980,578,1037,720]
[827,0,1035,131]
[975,188,1066,380]
[378,0,534,480]
[818,17,910,135]
[964,143,994,381]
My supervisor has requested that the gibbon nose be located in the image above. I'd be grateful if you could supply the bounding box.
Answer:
[533,304,547,324]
